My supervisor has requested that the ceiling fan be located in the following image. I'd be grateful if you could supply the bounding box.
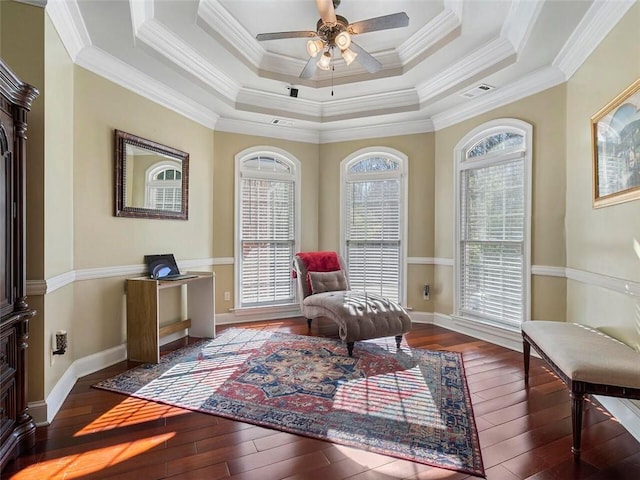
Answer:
[255,0,409,79]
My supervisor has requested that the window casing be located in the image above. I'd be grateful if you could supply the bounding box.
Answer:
[454,119,532,328]
[341,148,407,304]
[235,148,300,309]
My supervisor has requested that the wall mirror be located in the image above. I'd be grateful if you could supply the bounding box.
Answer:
[114,129,189,220]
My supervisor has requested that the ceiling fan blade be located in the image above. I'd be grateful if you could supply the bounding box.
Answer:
[350,41,382,73]
[300,56,318,79]
[256,31,317,41]
[315,0,336,24]
[348,12,409,35]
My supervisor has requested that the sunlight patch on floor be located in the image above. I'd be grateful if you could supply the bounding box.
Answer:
[10,433,174,479]
[75,397,186,436]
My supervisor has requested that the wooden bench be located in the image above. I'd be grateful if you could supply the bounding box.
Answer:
[522,321,640,460]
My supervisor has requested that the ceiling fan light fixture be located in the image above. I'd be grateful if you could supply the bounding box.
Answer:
[335,31,351,50]
[341,47,357,66]
[306,39,324,58]
[317,51,332,70]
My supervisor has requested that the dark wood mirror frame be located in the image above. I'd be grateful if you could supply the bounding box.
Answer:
[114,129,189,220]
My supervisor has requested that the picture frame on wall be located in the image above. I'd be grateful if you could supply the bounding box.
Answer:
[592,78,640,208]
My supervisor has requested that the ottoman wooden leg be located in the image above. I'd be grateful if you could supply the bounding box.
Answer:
[395,335,402,349]
[347,342,354,357]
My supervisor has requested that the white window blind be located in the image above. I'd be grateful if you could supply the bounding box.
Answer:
[343,153,404,303]
[146,166,182,211]
[238,155,297,307]
[458,128,528,327]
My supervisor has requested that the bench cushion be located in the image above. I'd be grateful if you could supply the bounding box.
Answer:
[522,321,640,388]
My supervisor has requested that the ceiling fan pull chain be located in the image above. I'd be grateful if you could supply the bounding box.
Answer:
[331,62,334,97]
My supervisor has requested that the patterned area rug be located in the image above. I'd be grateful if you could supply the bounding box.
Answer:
[93,328,484,477]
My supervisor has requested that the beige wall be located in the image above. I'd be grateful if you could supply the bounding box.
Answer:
[565,2,640,347]
[74,68,214,268]
[42,13,75,396]
[434,85,568,318]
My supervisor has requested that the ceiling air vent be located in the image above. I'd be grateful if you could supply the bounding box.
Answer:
[461,83,495,99]
[271,118,294,127]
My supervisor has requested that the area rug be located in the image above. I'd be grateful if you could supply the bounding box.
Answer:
[93,328,484,477]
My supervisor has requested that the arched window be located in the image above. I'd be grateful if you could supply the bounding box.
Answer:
[145,162,182,211]
[454,119,532,327]
[341,147,407,304]
[235,147,300,308]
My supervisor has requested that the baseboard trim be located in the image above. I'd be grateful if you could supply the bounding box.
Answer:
[432,312,523,351]
[595,396,640,443]
[27,400,48,427]
[408,311,433,324]
[29,344,127,425]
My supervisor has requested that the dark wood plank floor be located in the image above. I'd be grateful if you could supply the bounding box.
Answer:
[3,320,639,479]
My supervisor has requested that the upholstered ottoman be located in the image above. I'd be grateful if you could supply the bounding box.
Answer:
[302,290,412,356]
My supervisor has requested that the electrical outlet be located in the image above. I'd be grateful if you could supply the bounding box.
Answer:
[224,291,231,301]
[50,333,56,366]
[423,284,430,301]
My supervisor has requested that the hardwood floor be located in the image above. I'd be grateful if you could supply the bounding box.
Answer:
[2,320,639,479]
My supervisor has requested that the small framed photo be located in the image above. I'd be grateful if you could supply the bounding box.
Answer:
[592,78,640,208]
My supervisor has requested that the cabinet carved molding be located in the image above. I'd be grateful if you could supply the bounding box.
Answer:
[0,58,38,472]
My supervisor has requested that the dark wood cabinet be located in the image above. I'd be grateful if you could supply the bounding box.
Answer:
[0,58,38,472]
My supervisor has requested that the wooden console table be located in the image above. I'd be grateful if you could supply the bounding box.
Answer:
[126,272,215,363]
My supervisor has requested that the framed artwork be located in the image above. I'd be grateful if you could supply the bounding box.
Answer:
[592,78,640,208]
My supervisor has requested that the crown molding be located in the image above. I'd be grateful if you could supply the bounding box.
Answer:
[259,49,404,85]
[553,0,636,80]
[322,88,419,119]
[431,65,566,130]
[319,118,434,144]
[215,117,320,144]
[236,88,322,120]
[501,0,545,52]
[416,37,515,104]
[45,0,91,61]
[215,116,435,144]
[75,47,220,129]
[135,19,240,102]
[398,6,462,64]
[196,0,264,67]
[236,87,419,123]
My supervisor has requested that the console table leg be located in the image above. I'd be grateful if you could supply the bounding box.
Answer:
[523,339,531,386]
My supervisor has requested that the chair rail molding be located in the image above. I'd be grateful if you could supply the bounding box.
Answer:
[26,257,232,295]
